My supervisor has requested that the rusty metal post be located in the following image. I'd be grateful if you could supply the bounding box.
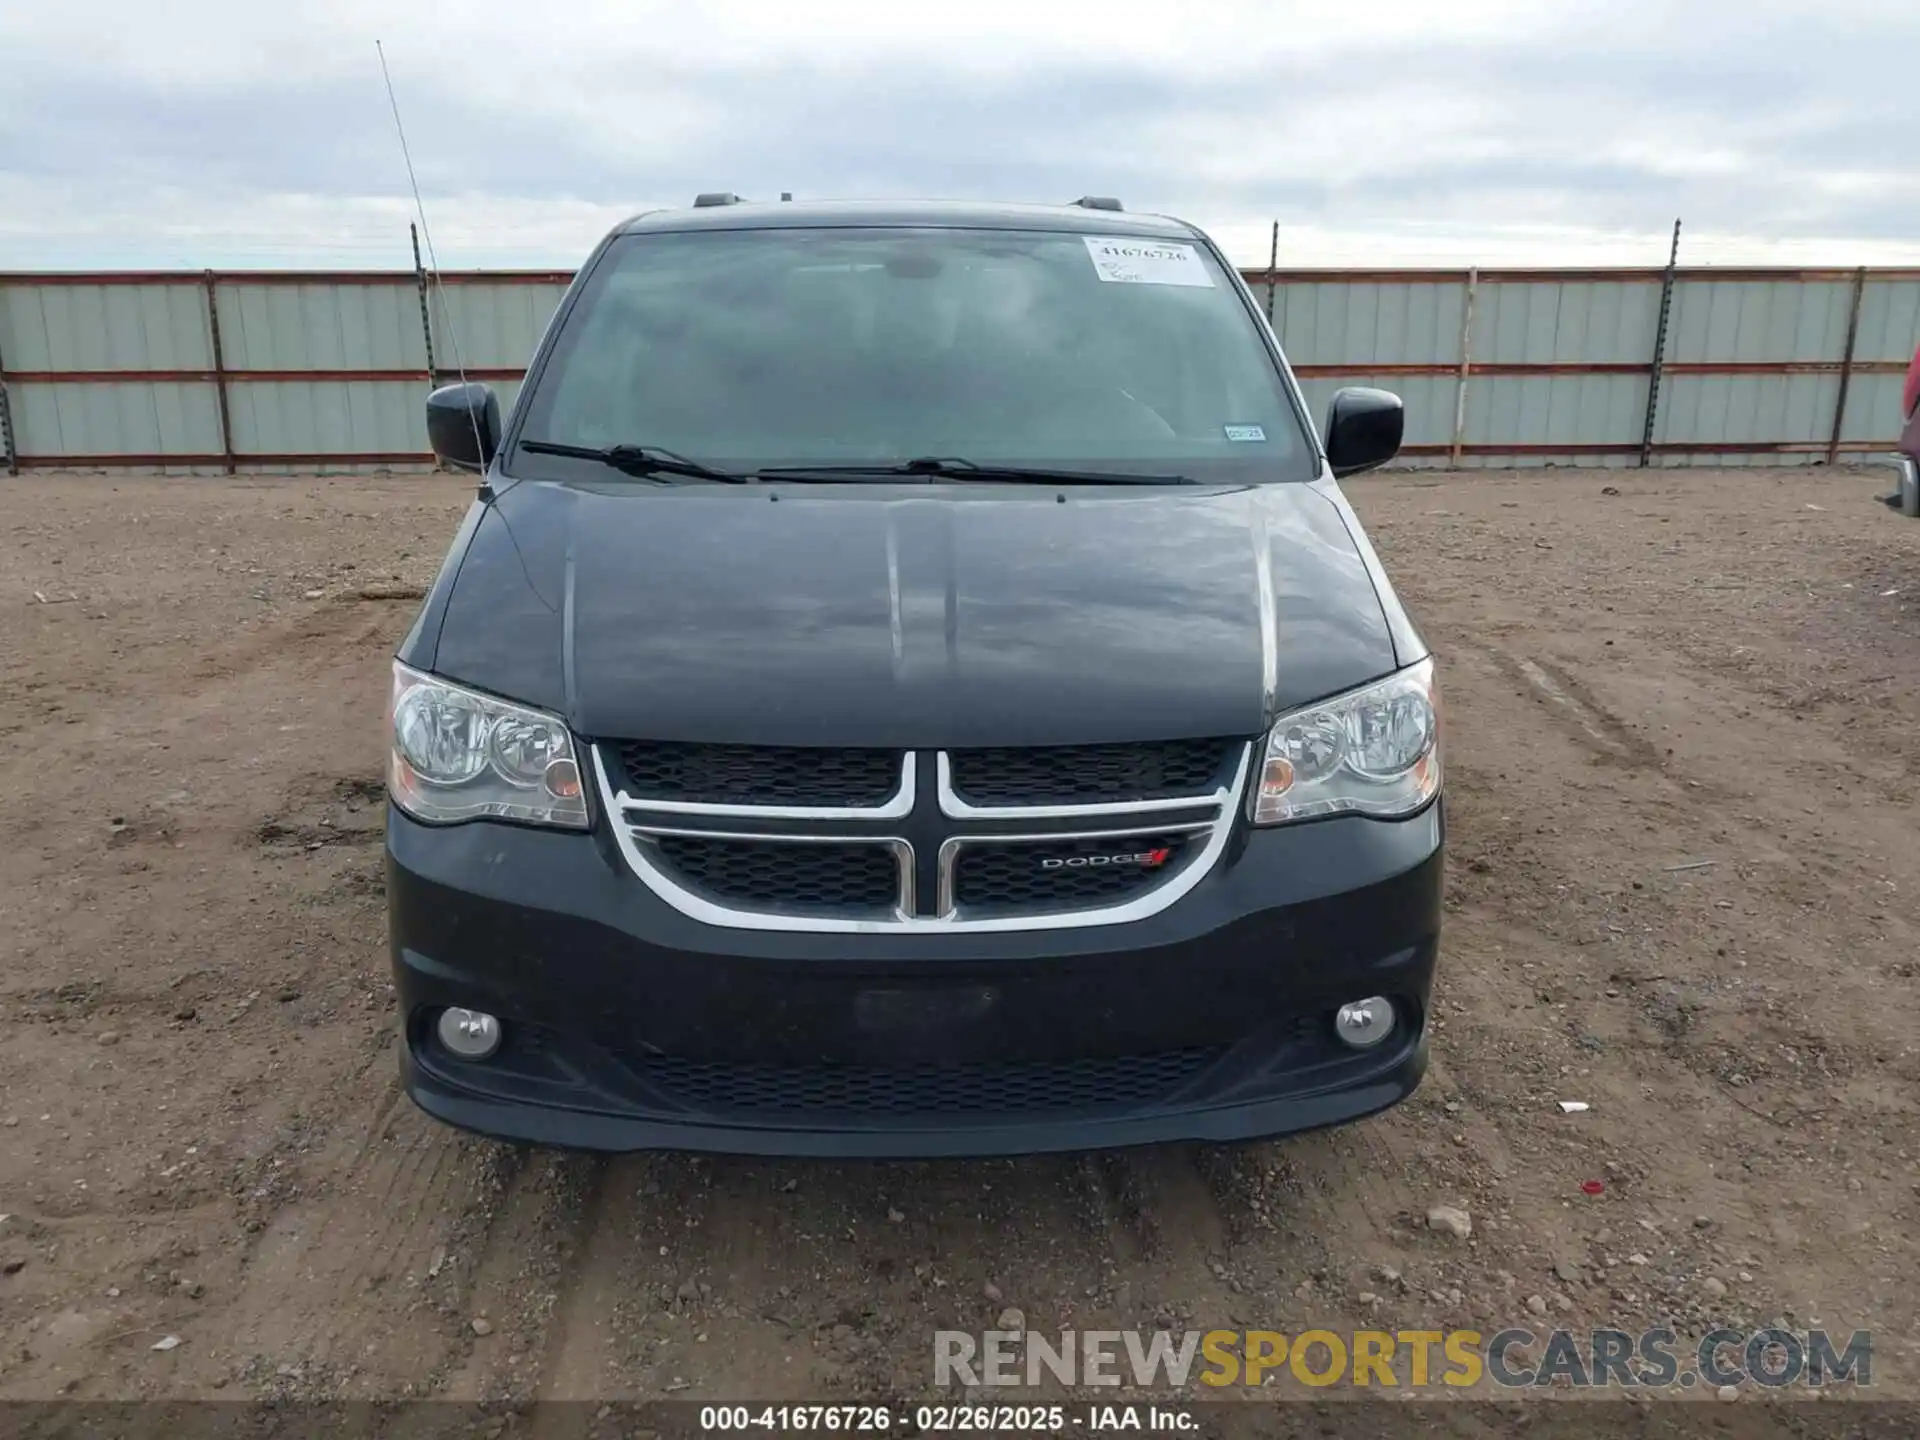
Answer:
[1449,267,1479,467]
[1264,221,1279,324]
[1638,219,1682,468]
[1826,266,1867,465]
[203,271,236,474]
[412,222,438,385]
[0,280,17,476]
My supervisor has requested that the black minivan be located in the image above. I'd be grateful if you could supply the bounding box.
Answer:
[387,197,1442,1156]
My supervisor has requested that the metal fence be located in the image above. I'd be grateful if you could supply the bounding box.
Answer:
[1,262,1916,474]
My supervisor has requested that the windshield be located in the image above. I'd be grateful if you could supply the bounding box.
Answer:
[514,226,1314,481]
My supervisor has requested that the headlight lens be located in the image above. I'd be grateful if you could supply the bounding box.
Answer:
[1251,658,1440,824]
[389,663,588,828]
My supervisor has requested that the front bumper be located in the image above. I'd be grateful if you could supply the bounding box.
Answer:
[388,801,1443,1157]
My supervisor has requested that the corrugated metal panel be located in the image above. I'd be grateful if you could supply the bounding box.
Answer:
[1468,375,1646,452]
[11,381,223,455]
[1473,281,1659,363]
[217,282,427,372]
[4,267,1917,470]
[1658,374,1837,446]
[0,283,212,370]
[1664,280,1852,362]
[428,282,570,371]
[1272,282,1464,366]
[1839,373,1906,445]
[1852,280,1920,365]
[226,381,424,456]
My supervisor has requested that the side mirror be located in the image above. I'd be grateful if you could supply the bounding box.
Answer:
[426,382,501,473]
[1325,387,1404,478]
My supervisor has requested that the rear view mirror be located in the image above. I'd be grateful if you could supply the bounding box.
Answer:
[1325,387,1404,478]
[426,382,501,473]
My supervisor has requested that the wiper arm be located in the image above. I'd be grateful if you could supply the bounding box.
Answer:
[754,457,1194,486]
[519,439,751,484]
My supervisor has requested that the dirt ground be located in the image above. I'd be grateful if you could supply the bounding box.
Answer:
[2,464,1917,1419]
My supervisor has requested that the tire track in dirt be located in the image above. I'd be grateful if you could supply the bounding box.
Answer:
[214,1092,500,1391]
[530,1156,642,1400]
[187,598,400,691]
[1471,643,1661,770]
[530,1154,712,1401]
[856,1156,1096,1394]
[1070,1146,1246,1382]
[672,1159,831,1398]
[518,1153,1122,1402]
[394,1148,605,1412]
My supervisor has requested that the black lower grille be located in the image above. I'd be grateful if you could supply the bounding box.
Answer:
[648,835,899,915]
[951,831,1197,914]
[947,738,1235,806]
[634,1047,1223,1119]
[612,742,902,807]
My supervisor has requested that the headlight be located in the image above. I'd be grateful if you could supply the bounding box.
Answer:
[389,662,588,828]
[1251,657,1440,824]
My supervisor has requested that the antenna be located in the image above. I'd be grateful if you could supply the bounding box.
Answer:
[376,40,488,481]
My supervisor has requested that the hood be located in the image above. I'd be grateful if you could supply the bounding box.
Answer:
[430,479,1401,748]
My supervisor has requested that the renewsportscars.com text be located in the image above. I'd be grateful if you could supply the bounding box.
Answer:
[934,1327,1872,1390]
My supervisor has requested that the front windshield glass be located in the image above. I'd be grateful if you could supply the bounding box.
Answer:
[516,226,1314,481]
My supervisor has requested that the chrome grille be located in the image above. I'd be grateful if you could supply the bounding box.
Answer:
[614,741,902,808]
[648,835,902,917]
[596,742,1249,933]
[945,738,1235,807]
[950,831,1201,915]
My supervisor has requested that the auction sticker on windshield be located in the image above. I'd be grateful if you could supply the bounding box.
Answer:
[1083,237,1214,287]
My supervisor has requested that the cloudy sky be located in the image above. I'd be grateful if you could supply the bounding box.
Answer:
[2,0,1917,270]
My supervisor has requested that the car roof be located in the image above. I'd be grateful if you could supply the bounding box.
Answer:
[612,199,1204,241]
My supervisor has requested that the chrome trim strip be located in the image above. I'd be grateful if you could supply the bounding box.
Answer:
[934,748,1243,821]
[629,821,915,920]
[594,746,1253,934]
[935,820,1216,921]
[598,747,916,820]
[916,752,1248,932]
[596,750,917,932]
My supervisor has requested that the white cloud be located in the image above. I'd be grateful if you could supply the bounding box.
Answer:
[2,0,1918,267]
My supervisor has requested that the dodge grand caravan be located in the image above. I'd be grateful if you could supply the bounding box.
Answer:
[387,197,1442,1156]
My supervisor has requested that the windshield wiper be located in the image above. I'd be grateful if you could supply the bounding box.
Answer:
[519,440,751,484]
[753,457,1194,486]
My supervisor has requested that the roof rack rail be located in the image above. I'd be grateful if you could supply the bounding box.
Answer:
[1071,196,1123,212]
[693,192,744,208]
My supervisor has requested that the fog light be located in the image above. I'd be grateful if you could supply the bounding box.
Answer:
[436,1007,502,1060]
[1334,997,1396,1049]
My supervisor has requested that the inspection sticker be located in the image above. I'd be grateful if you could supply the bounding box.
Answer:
[1223,424,1267,442]
[1083,237,1214,287]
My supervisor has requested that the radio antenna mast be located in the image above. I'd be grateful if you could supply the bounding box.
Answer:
[376,40,487,481]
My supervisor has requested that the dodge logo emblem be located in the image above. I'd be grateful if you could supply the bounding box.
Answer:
[1040,848,1173,870]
